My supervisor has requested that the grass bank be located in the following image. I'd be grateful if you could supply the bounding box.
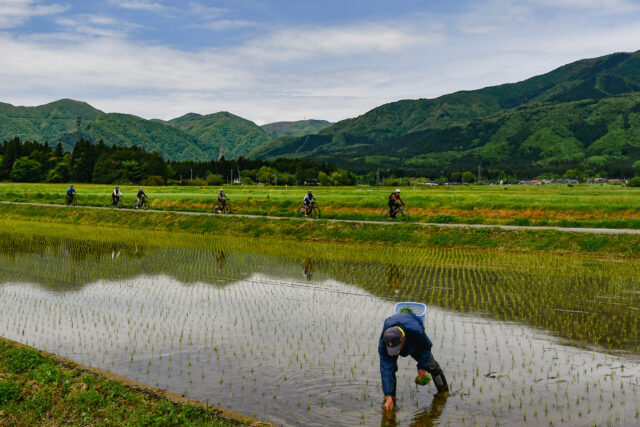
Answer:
[0,338,259,426]
[2,183,640,229]
[1,203,640,256]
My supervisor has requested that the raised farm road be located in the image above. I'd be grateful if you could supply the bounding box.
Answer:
[3,200,640,235]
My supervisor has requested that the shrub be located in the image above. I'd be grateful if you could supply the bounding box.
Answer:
[140,175,166,186]
[628,177,640,187]
[0,380,19,404]
[3,348,43,373]
[10,157,42,182]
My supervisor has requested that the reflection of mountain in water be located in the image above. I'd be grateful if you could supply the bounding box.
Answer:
[1,229,639,352]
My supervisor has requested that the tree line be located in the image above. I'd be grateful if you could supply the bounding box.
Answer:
[0,138,358,186]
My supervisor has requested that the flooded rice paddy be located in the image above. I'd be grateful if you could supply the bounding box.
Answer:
[0,221,639,426]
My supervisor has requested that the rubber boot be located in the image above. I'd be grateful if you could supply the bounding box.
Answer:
[433,373,449,393]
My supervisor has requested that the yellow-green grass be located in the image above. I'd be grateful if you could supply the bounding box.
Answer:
[0,337,257,426]
[2,182,640,228]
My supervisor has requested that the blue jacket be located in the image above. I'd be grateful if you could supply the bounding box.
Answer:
[378,312,432,396]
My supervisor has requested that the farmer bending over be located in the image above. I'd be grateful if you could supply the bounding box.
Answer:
[379,311,449,411]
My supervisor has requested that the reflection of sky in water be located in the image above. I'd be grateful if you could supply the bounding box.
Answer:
[1,275,638,426]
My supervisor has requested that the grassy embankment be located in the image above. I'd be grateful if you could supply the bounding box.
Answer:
[1,182,640,228]
[0,338,256,426]
[1,202,640,256]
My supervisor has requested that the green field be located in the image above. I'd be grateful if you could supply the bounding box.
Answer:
[1,182,640,229]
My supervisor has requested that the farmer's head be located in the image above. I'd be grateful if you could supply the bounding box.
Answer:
[383,326,405,356]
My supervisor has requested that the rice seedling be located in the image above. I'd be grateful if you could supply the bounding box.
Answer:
[0,220,638,425]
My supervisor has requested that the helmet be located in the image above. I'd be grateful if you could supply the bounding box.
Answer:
[139,187,143,190]
[308,189,312,193]
[395,189,401,193]
[219,189,224,192]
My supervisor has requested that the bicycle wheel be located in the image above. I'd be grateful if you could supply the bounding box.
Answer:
[396,209,409,222]
[131,201,139,209]
[72,197,77,206]
[311,207,320,219]
[222,204,231,214]
[297,206,306,217]
[380,207,390,219]
[141,200,149,210]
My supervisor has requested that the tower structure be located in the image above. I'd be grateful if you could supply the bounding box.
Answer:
[76,116,82,142]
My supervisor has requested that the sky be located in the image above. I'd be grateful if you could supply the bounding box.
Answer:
[1,0,640,124]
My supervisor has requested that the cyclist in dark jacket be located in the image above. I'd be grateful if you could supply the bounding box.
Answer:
[388,189,404,219]
[66,184,76,204]
[217,189,229,212]
[379,312,448,411]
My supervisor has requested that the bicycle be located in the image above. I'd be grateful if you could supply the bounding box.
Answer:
[297,201,320,219]
[111,197,124,209]
[380,205,410,222]
[132,197,149,210]
[213,200,232,214]
[65,194,77,206]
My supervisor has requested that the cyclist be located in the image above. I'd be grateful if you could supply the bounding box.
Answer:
[217,189,229,212]
[112,186,122,207]
[303,189,316,216]
[66,184,76,205]
[388,189,404,219]
[136,187,147,208]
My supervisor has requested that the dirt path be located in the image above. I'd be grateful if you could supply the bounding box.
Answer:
[3,200,640,235]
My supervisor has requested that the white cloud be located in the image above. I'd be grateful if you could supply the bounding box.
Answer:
[0,0,68,29]
[107,0,165,12]
[1,0,640,124]
[200,19,256,31]
[239,22,445,62]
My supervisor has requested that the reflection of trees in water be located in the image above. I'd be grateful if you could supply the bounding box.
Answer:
[215,250,226,271]
[0,232,145,262]
[386,264,404,292]
[380,393,448,427]
[303,258,313,282]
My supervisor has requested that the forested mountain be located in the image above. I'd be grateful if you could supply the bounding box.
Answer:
[248,51,640,177]
[168,112,270,158]
[0,102,273,161]
[0,99,102,142]
[261,120,333,138]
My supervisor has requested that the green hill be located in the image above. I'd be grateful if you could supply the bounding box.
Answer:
[169,112,270,158]
[261,120,333,138]
[0,99,103,143]
[249,50,640,176]
[79,113,211,161]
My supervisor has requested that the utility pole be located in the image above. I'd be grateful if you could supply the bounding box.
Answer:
[376,169,380,185]
[274,171,278,186]
[478,164,482,183]
[230,169,233,184]
[190,169,193,180]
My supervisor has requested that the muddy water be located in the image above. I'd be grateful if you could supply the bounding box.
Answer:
[0,233,639,425]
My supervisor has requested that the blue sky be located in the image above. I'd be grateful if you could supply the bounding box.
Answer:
[1,0,640,124]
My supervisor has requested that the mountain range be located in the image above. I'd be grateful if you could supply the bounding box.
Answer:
[2,50,640,176]
[0,100,332,161]
[249,50,640,177]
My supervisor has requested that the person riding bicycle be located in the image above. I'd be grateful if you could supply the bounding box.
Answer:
[112,186,122,206]
[136,187,147,207]
[217,189,229,212]
[66,184,76,204]
[388,189,404,219]
[303,189,316,216]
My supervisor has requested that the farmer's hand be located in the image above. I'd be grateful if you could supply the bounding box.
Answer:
[382,396,394,411]
[415,369,431,385]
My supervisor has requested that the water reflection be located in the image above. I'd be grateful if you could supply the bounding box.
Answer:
[381,393,448,427]
[303,258,314,282]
